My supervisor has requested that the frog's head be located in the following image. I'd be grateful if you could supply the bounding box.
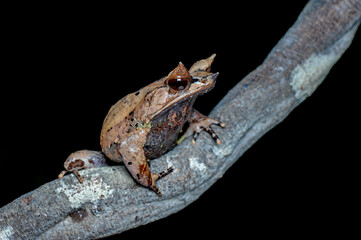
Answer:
[161,54,218,103]
[165,54,218,96]
[144,54,218,118]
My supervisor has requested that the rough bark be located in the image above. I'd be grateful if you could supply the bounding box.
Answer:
[1,0,360,239]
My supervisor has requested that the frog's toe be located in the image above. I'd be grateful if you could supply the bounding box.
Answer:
[204,126,223,145]
[191,125,223,145]
[157,167,174,179]
[184,109,226,145]
[150,185,162,196]
[188,118,225,145]
[58,169,84,183]
[150,167,174,196]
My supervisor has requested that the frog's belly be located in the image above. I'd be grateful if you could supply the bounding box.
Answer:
[144,101,192,159]
[143,122,185,159]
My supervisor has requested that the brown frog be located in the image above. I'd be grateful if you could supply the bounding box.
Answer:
[100,54,225,195]
[59,54,225,196]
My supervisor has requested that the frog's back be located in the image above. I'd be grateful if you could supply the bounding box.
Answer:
[101,80,164,136]
[101,93,140,136]
[100,79,165,160]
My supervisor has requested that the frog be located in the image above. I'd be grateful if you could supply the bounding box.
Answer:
[59,54,225,196]
[98,54,225,196]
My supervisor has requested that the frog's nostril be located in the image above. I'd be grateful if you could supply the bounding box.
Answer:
[209,72,219,81]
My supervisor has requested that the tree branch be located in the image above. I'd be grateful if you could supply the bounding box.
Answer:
[1,0,360,239]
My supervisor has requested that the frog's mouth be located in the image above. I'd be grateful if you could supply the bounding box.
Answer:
[150,72,218,118]
[191,72,219,94]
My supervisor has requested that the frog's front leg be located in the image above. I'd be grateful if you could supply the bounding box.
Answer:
[120,146,173,196]
[180,109,226,145]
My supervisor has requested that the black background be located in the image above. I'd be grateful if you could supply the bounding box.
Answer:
[2,1,359,238]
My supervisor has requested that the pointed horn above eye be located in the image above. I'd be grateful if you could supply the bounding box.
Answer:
[166,62,192,81]
[189,54,216,74]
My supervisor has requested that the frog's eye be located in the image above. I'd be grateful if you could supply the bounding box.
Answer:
[167,77,190,91]
[166,62,192,93]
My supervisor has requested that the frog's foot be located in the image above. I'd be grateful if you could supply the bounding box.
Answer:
[58,169,84,183]
[150,167,174,196]
[180,109,225,145]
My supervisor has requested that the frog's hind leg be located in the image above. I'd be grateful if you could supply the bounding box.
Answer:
[122,149,173,196]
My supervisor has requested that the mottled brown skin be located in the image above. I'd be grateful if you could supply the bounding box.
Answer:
[144,97,194,159]
[100,54,225,195]
[58,150,108,183]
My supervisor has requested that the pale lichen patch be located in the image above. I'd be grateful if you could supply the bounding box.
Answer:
[189,157,207,174]
[290,22,359,100]
[0,226,14,240]
[212,144,233,158]
[290,53,336,100]
[56,172,114,209]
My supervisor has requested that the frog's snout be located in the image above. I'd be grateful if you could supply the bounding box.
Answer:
[201,72,219,83]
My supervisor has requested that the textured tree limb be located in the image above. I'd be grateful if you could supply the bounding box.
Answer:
[1,1,360,239]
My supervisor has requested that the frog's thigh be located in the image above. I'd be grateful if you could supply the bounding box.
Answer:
[119,146,171,195]
[122,149,151,187]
